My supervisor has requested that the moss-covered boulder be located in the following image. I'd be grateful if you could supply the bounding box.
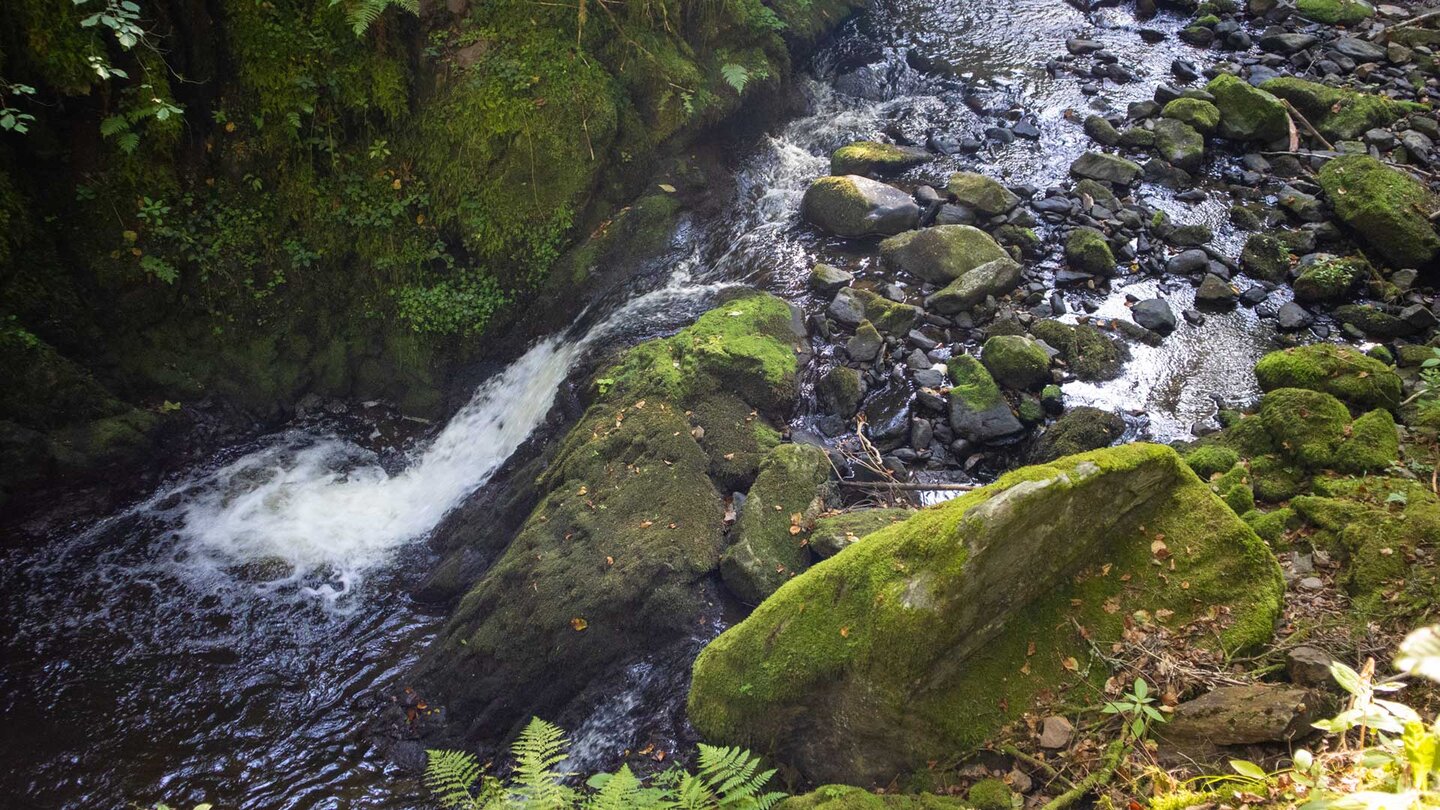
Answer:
[923,257,1023,314]
[1032,406,1126,462]
[982,334,1051,390]
[1154,118,1207,172]
[831,142,932,177]
[692,395,783,493]
[1317,156,1440,270]
[1070,152,1143,185]
[829,288,922,335]
[880,225,1009,286]
[818,365,864,417]
[778,786,965,809]
[1293,255,1366,303]
[1029,320,1127,381]
[1065,227,1117,276]
[810,508,916,559]
[1162,98,1221,135]
[1261,77,1422,141]
[1240,233,1293,283]
[802,175,921,238]
[721,443,833,604]
[1296,0,1375,25]
[687,444,1284,784]
[1206,73,1289,144]
[415,292,802,731]
[1253,344,1401,412]
[948,355,1024,443]
[946,172,1021,216]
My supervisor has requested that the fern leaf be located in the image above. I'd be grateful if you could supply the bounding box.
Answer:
[720,63,750,94]
[585,764,640,809]
[425,749,483,810]
[510,717,575,809]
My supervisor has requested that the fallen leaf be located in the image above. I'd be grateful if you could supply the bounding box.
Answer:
[571,617,588,631]
[1062,657,1079,672]
[840,626,850,638]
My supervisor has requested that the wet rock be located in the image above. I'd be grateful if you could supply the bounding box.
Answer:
[1317,155,1440,270]
[1084,115,1122,146]
[880,225,1010,285]
[830,141,932,177]
[1162,97,1220,135]
[1261,31,1318,54]
[846,320,884,362]
[1161,684,1329,759]
[982,335,1051,390]
[809,263,855,294]
[1066,38,1105,55]
[1070,152,1143,185]
[1031,406,1126,462]
[947,355,1024,443]
[1065,227,1117,276]
[830,288,922,333]
[1166,248,1211,275]
[1132,298,1178,334]
[1240,233,1292,282]
[1196,273,1238,306]
[1029,319,1128,381]
[801,175,921,238]
[721,444,833,604]
[1333,37,1387,63]
[863,384,914,448]
[1276,301,1315,331]
[818,366,863,417]
[925,257,1024,315]
[1335,303,1414,339]
[1294,255,1365,303]
[947,172,1022,216]
[1279,186,1326,223]
[1207,73,1289,143]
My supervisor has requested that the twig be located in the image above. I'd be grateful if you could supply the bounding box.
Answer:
[999,745,1076,791]
[1281,98,1335,151]
[1370,7,1440,40]
[837,481,978,492]
[1039,740,1126,810]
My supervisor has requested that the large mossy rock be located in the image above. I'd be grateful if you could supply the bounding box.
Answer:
[1296,0,1375,24]
[831,142,932,177]
[879,225,1009,285]
[810,508,915,558]
[981,334,1051,390]
[1069,152,1142,185]
[688,444,1285,785]
[1253,344,1401,412]
[721,443,834,605]
[415,292,803,732]
[1206,73,1289,144]
[923,257,1022,314]
[1261,78,1421,141]
[802,175,921,238]
[1293,255,1366,303]
[1317,156,1440,270]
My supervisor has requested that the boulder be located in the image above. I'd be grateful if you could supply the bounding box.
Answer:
[1031,406,1126,462]
[982,334,1051,390]
[1161,98,1221,135]
[880,225,1010,285]
[810,508,915,559]
[1029,319,1128,381]
[830,288,923,334]
[846,320,884,362]
[1070,152,1143,185]
[778,787,965,808]
[414,293,802,732]
[1064,227,1117,275]
[947,172,1022,216]
[802,175,920,238]
[1293,255,1366,303]
[1206,73,1288,144]
[831,141,932,177]
[1317,156,1440,270]
[1154,118,1206,172]
[947,355,1024,443]
[1132,298,1177,334]
[818,365,863,416]
[720,443,833,604]
[1262,77,1421,141]
[1161,684,1330,760]
[1295,0,1375,24]
[688,444,1285,784]
[1239,233,1292,282]
[924,257,1023,314]
[1253,344,1401,412]
[809,263,855,294]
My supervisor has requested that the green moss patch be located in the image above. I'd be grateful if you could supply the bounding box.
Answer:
[1317,155,1440,270]
[1253,344,1401,413]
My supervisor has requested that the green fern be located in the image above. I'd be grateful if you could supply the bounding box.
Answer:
[695,744,785,810]
[720,63,751,94]
[334,0,419,37]
[425,749,484,810]
[510,717,576,808]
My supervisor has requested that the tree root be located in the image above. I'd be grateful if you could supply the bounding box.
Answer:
[1039,740,1127,810]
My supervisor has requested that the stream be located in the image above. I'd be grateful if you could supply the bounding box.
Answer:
[0,1,1292,807]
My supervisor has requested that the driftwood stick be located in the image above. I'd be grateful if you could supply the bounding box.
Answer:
[836,480,978,492]
[1371,8,1440,40]
[1281,98,1335,151]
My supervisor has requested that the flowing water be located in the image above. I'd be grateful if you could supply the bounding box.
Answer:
[1,1,1289,806]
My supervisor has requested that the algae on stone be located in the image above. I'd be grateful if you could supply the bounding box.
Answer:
[1206,73,1289,144]
[880,225,1009,286]
[946,172,1021,216]
[1065,227,1118,276]
[982,334,1051,390]
[831,141,931,177]
[1261,77,1422,141]
[1029,319,1127,381]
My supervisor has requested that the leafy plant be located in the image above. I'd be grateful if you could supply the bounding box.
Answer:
[424,717,785,809]
[332,0,419,37]
[1102,677,1166,741]
[1,81,37,134]
[720,63,751,94]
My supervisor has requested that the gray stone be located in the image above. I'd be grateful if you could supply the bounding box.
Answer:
[801,175,921,238]
[1133,298,1178,334]
[809,263,854,294]
[1070,152,1143,185]
[924,257,1024,314]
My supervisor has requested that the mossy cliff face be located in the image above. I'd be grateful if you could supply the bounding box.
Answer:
[0,0,862,495]
[687,444,1284,785]
[413,292,806,736]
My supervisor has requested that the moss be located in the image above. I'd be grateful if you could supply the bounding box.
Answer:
[1254,344,1402,413]
[1185,445,1240,479]
[880,225,1009,286]
[1243,507,1297,544]
[1032,406,1125,462]
[1162,98,1221,135]
[1240,234,1292,282]
[1210,463,1257,516]
[831,141,930,177]
[1338,409,1399,473]
[692,395,782,493]
[1149,790,1222,810]
[803,175,913,239]
[810,508,916,558]
[1206,73,1289,143]
[721,443,832,604]
[604,291,802,415]
[1064,227,1116,275]
[982,335,1051,390]
[1294,256,1367,303]
[818,365,864,416]
[1154,118,1207,173]
[946,172,1021,217]
[1295,0,1376,25]
[843,288,923,335]
[1249,453,1313,502]
[1318,155,1440,270]
[967,779,1013,810]
[1259,388,1351,468]
[0,325,127,429]
[948,355,1004,411]
[778,786,965,809]
[688,444,1284,784]
[1261,77,1423,141]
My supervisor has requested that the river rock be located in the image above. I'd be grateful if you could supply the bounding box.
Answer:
[1070,152,1143,185]
[1162,98,1220,135]
[1276,301,1315,331]
[829,287,922,334]
[1296,0,1375,25]
[1196,273,1237,306]
[809,508,915,559]
[1240,233,1292,282]
[1262,77,1419,141]
[1317,155,1440,270]
[1160,684,1330,760]
[830,141,932,177]
[1154,118,1206,172]
[809,263,855,294]
[818,365,863,416]
[1031,406,1126,462]
[1029,319,1128,381]
[416,293,804,737]
[982,335,1051,390]
[1207,73,1288,144]
[947,172,1021,216]
[688,444,1285,784]
[1255,344,1401,414]
[802,175,921,238]
[947,355,1024,443]
[880,225,1010,285]
[1132,298,1177,334]
[924,257,1023,314]
[1294,255,1365,302]
[1065,227,1116,276]
[846,320,884,361]
[720,443,833,605]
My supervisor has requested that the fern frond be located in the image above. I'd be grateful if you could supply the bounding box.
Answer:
[585,764,642,809]
[719,63,750,94]
[425,749,483,810]
[510,717,575,809]
[346,0,418,36]
[696,744,782,809]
